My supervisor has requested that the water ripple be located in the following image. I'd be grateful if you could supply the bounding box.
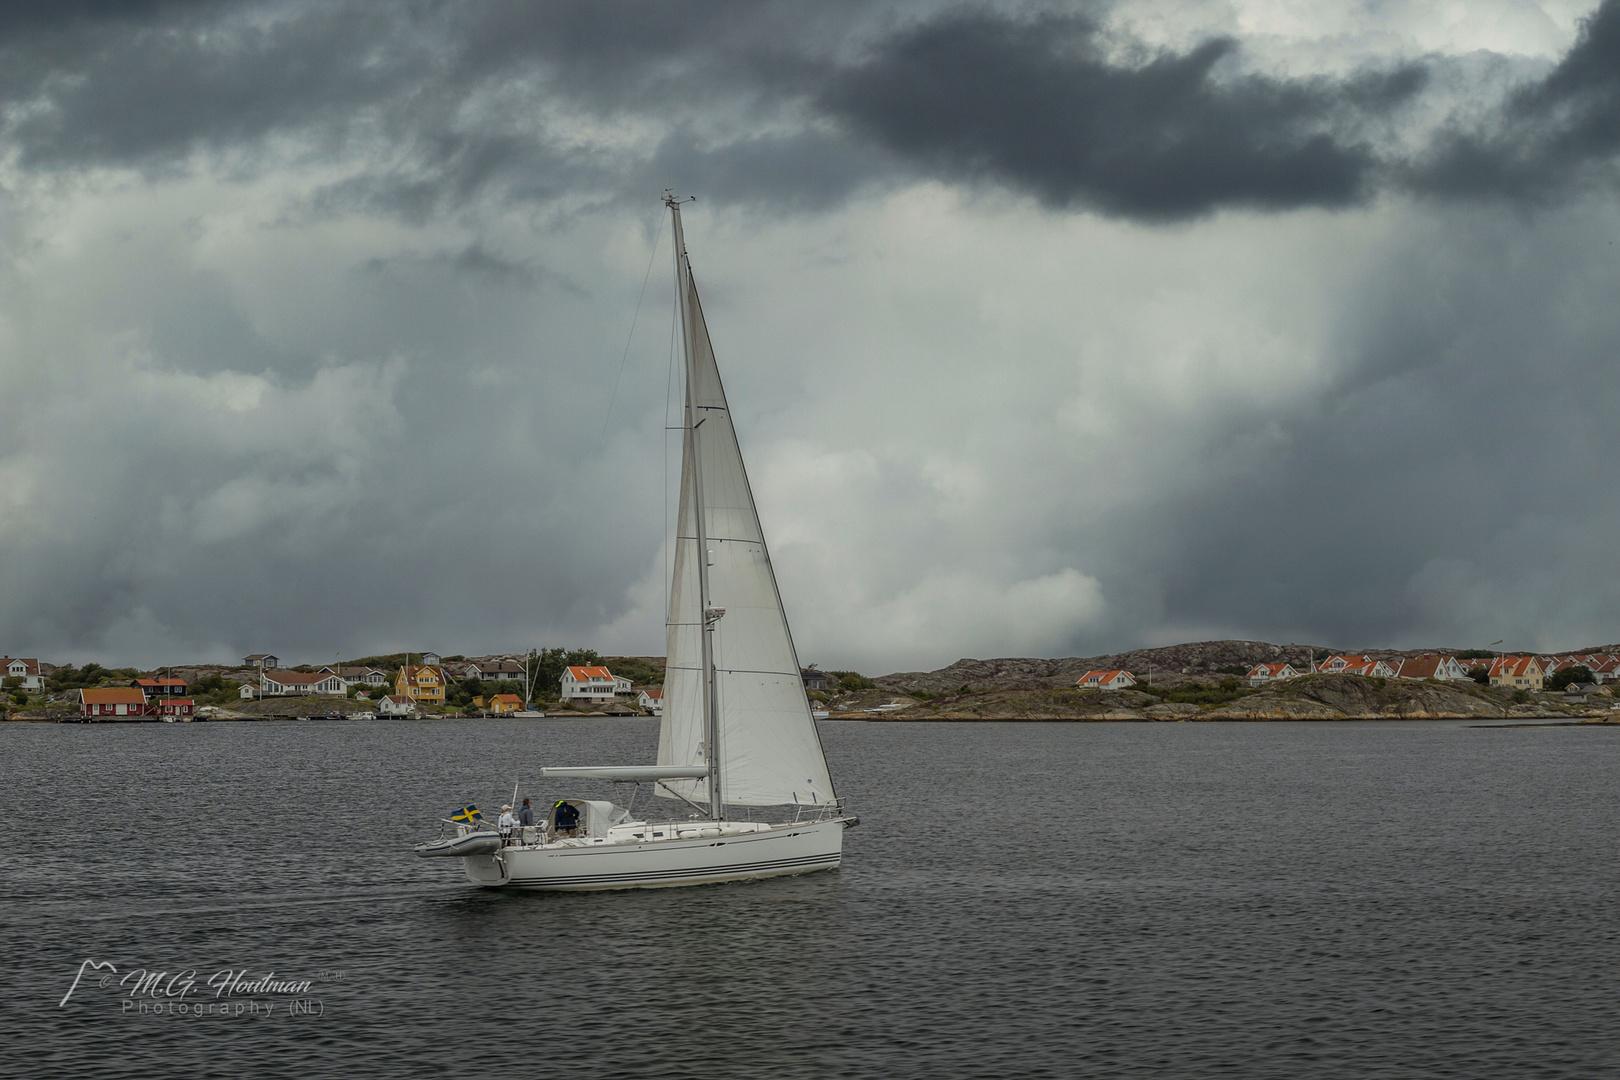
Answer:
[4,718,1619,1077]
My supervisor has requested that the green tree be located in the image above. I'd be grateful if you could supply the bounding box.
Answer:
[1,675,22,693]
[190,673,227,695]
[1467,666,1490,685]
[47,663,108,692]
[449,677,485,708]
[1548,665,1594,691]
[607,656,662,687]
[532,647,602,701]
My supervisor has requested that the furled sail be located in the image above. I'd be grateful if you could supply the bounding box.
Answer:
[657,208,836,809]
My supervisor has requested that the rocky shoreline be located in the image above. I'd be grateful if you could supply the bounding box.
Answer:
[823,674,1620,723]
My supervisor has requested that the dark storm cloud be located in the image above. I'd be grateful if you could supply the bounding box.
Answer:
[0,0,861,209]
[9,0,1620,667]
[1113,206,1620,651]
[1413,0,1620,201]
[822,13,1425,218]
[7,0,1620,220]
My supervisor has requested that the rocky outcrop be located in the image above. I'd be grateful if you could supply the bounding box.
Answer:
[835,688,1157,721]
[831,672,1599,721]
[875,640,1316,693]
[1204,696,1349,720]
[872,640,1537,695]
[1203,674,1514,720]
[1143,702,1202,719]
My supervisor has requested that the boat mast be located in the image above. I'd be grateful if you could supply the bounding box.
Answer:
[667,193,723,820]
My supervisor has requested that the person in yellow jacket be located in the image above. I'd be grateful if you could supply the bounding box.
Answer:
[554,800,581,837]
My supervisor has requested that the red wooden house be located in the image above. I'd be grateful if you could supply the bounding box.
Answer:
[80,687,150,718]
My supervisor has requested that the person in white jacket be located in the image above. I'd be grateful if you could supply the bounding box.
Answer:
[498,804,517,839]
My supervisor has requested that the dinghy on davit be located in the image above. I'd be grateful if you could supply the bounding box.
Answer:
[411,195,855,891]
[413,829,503,858]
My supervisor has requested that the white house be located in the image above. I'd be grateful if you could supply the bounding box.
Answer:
[1395,656,1469,681]
[321,666,389,688]
[561,665,630,703]
[239,683,257,699]
[1077,670,1136,690]
[1247,662,1302,686]
[1,658,45,690]
[379,694,418,717]
[1314,655,1397,677]
[260,670,346,696]
[465,660,524,682]
[638,688,664,715]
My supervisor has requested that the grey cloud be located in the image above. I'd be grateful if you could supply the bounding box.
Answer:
[10,1,1620,671]
[10,0,1620,223]
[2,3,426,170]
[1413,0,1620,201]
[0,1,862,196]
[822,14,1424,218]
[359,242,578,293]
[1110,205,1620,652]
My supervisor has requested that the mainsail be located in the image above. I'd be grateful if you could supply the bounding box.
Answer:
[656,204,836,809]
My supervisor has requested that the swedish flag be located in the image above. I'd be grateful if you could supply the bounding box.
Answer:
[451,805,482,824]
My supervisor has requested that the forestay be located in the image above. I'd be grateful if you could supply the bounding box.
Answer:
[656,208,836,809]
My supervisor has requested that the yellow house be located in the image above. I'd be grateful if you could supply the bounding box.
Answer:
[1488,656,1544,691]
[397,664,446,704]
[489,693,522,715]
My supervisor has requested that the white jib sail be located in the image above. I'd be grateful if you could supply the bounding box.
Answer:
[656,208,836,809]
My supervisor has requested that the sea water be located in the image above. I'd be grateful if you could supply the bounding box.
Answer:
[5,718,1618,1077]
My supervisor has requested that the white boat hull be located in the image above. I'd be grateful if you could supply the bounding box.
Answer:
[460,818,848,891]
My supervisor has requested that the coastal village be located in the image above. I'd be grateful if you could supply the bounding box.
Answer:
[1076,651,1620,694]
[5,642,1620,723]
[5,650,679,722]
[1,649,860,723]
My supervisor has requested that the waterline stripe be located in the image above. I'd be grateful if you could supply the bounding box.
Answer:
[506,852,840,888]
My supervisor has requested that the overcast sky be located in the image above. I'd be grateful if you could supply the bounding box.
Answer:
[4,0,1620,672]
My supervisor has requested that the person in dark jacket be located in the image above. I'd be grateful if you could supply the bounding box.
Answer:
[554,800,580,837]
[518,798,535,827]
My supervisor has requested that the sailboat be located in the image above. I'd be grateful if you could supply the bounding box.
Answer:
[413,194,856,890]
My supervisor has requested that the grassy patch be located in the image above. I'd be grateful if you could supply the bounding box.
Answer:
[1136,679,1259,707]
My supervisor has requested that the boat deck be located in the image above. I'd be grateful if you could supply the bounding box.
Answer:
[496,818,784,852]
